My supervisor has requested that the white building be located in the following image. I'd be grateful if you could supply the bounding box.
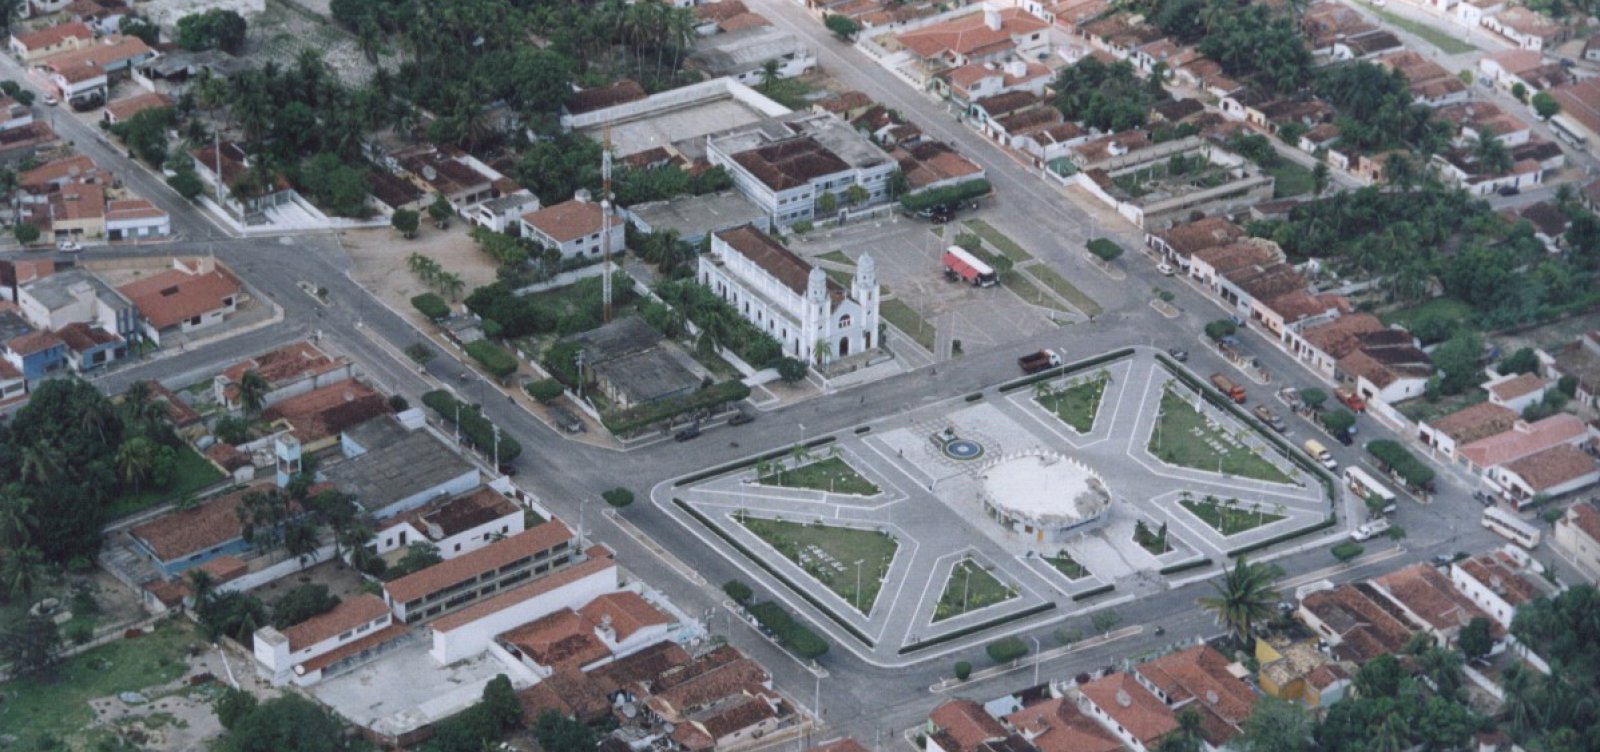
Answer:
[519,194,626,260]
[105,199,170,240]
[700,225,881,365]
[381,520,577,624]
[252,595,408,687]
[429,552,619,665]
[467,192,540,235]
[370,485,524,559]
[687,25,815,86]
[707,113,897,227]
[1449,547,1554,628]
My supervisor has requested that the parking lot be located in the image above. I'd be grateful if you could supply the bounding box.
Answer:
[788,215,1065,361]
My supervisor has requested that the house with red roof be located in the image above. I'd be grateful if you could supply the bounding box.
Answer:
[8,21,93,62]
[1004,697,1120,752]
[212,339,353,411]
[894,7,1049,84]
[1372,563,1494,644]
[1490,443,1600,505]
[117,257,241,345]
[252,594,409,687]
[1074,672,1178,751]
[1450,546,1556,628]
[1131,645,1257,747]
[427,548,619,665]
[925,699,1009,752]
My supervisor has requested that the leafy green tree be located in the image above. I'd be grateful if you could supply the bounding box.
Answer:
[214,688,259,731]
[238,369,270,413]
[1355,653,1404,698]
[271,583,339,627]
[110,107,173,166]
[1532,91,1561,120]
[428,193,454,226]
[825,13,859,40]
[481,674,522,733]
[534,709,598,752]
[1204,319,1237,341]
[954,660,972,680]
[115,436,158,492]
[1052,57,1160,132]
[1321,408,1356,436]
[776,357,808,383]
[1155,709,1205,752]
[1235,696,1314,752]
[220,695,342,752]
[13,221,38,245]
[0,545,42,602]
[1197,556,1279,642]
[392,209,420,238]
[169,169,204,200]
[176,8,247,53]
[0,615,60,676]
[1431,331,1485,396]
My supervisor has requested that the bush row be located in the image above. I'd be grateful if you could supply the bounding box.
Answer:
[747,601,830,660]
[1158,558,1213,576]
[601,380,751,436]
[464,340,518,378]
[1226,515,1339,558]
[1366,439,1436,489]
[421,390,522,463]
[899,179,992,214]
[1071,584,1115,602]
[412,293,450,321]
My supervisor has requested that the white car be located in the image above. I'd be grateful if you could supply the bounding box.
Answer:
[42,95,58,107]
[1156,262,1175,276]
[1350,518,1390,542]
[57,239,82,252]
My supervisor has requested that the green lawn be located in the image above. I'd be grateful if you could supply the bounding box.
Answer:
[1150,389,1295,483]
[755,77,816,110]
[1028,265,1103,316]
[816,250,855,267]
[1180,498,1285,535]
[1369,6,1477,53]
[1134,521,1173,555]
[962,219,1034,263]
[935,558,1016,622]
[758,456,879,495]
[881,298,936,351]
[1045,551,1089,580]
[105,445,226,521]
[1036,377,1108,433]
[1005,272,1073,314]
[1266,161,1315,198]
[1379,297,1474,332]
[0,618,198,751]
[741,517,898,614]
[1397,387,1487,423]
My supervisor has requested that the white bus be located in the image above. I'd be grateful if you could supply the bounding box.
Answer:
[1551,114,1588,149]
[1483,507,1541,549]
[1345,467,1397,514]
[942,246,998,287]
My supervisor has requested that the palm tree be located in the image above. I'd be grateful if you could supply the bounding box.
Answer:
[185,567,217,611]
[1418,644,1464,696]
[0,486,36,549]
[0,545,42,602]
[758,58,782,91]
[1500,664,1544,737]
[237,369,269,414]
[438,271,466,301]
[1370,711,1410,752]
[116,437,158,492]
[18,445,62,486]
[1033,380,1057,403]
[813,338,834,365]
[1474,136,1513,174]
[1197,556,1280,643]
[284,521,320,568]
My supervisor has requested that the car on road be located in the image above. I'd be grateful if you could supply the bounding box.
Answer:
[497,463,518,477]
[1167,348,1188,362]
[1430,554,1453,568]
[550,407,585,434]
[1156,262,1175,276]
[1498,185,1520,196]
[1351,518,1390,541]
[42,95,58,106]
[728,411,755,426]
[56,239,82,252]
[1253,405,1286,432]
[674,424,701,442]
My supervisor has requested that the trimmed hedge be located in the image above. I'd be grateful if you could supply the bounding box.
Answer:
[1227,515,1339,558]
[421,390,522,463]
[412,293,450,321]
[898,602,1056,655]
[525,378,564,404]
[672,497,871,646]
[1159,558,1213,576]
[853,426,871,435]
[1071,584,1115,602]
[999,348,1135,393]
[723,580,753,605]
[900,179,992,213]
[602,488,634,507]
[1367,439,1435,489]
[673,437,837,487]
[748,601,829,659]
[1086,238,1124,262]
[965,392,984,402]
[986,637,1028,663]
[464,340,518,378]
[602,380,751,436]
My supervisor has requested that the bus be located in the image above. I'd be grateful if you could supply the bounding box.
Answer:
[1345,467,1397,514]
[942,246,998,287]
[1483,507,1541,549]
[1551,114,1588,149]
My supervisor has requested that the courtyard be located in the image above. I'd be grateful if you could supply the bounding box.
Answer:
[659,347,1337,664]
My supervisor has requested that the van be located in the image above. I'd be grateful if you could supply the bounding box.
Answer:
[1304,439,1337,470]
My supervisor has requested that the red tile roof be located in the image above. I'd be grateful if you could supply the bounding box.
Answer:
[298,623,409,673]
[221,340,343,393]
[117,262,241,330]
[1490,373,1545,402]
[896,8,1047,59]
[517,668,613,724]
[1500,442,1598,492]
[105,199,166,222]
[579,591,670,642]
[1456,550,1542,607]
[8,329,64,356]
[500,608,613,672]
[18,154,100,190]
[1078,673,1176,746]
[1300,313,1385,358]
[1004,698,1120,752]
[260,379,389,444]
[280,594,391,652]
[1158,217,1244,258]
[715,225,830,297]
[130,483,258,562]
[930,700,1008,752]
[1565,502,1600,545]
[104,91,173,123]
[1374,563,1491,634]
[386,519,573,605]
[41,35,151,75]
[11,21,92,51]
[429,549,615,632]
[1135,645,1256,746]
[1459,413,1587,468]
[1426,401,1521,445]
[54,321,118,353]
[522,198,605,243]
[729,136,852,191]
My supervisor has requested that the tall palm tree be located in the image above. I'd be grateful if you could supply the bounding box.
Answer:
[237,369,269,414]
[1197,556,1280,643]
[759,58,782,91]
[0,487,34,549]
[18,445,62,486]
[116,437,157,492]
[1500,664,1544,737]
[1418,644,1464,696]
[1,545,42,602]
[185,567,217,611]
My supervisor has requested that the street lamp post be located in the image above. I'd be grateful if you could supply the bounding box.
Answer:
[1030,635,1041,687]
[580,498,592,548]
[854,559,864,612]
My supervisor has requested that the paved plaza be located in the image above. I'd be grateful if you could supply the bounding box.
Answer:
[658,348,1335,664]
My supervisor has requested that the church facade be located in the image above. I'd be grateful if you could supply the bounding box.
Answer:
[699,225,880,366]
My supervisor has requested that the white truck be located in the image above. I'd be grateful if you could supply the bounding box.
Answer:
[1350,518,1391,542]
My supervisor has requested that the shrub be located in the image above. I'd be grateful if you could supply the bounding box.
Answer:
[776,357,808,383]
[747,601,829,659]
[412,293,450,321]
[1332,541,1364,562]
[1204,319,1237,341]
[723,579,754,605]
[791,220,814,234]
[271,584,339,628]
[1087,238,1124,262]
[1321,408,1356,436]
[465,341,518,378]
[900,179,991,213]
[1366,440,1435,489]
[954,661,972,680]
[526,379,565,404]
[602,487,634,508]
[986,637,1029,664]
[388,394,409,412]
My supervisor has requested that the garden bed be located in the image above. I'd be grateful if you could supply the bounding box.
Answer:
[740,516,897,615]
[935,558,1016,622]
[1035,376,1108,433]
[1180,496,1285,536]
[1150,387,1294,483]
[756,456,879,495]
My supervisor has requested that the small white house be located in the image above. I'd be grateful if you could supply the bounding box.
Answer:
[520,194,626,260]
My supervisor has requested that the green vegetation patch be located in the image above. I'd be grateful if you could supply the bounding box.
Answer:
[935,558,1017,622]
[1150,388,1294,483]
[757,456,879,495]
[1035,375,1109,433]
[1028,265,1103,316]
[963,219,1034,262]
[740,516,897,614]
[1046,551,1089,580]
[1006,272,1073,313]
[816,250,855,267]
[881,298,936,351]
[106,445,225,521]
[1265,161,1315,198]
[1368,6,1477,53]
[1180,497,1285,536]
[0,619,197,750]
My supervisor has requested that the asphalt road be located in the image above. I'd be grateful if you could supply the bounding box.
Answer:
[0,21,1547,743]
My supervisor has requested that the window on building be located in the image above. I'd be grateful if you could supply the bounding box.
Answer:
[838,314,852,328]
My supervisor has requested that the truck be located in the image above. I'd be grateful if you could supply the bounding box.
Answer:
[1253,405,1286,432]
[1018,349,1062,374]
[1210,373,1246,403]
[1350,518,1391,542]
[1304,438,1338,470]
[942,246,998,287]
[1336,386,1365,413]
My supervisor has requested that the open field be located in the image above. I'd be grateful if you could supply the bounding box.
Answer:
[881,298,936,351]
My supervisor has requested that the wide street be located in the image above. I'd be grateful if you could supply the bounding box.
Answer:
[0,15,1527,743]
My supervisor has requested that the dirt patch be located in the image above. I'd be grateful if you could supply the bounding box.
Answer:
[85,641,282,752]
[343,224,498,331]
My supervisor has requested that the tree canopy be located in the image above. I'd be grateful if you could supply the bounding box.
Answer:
[1052,58,1164,132]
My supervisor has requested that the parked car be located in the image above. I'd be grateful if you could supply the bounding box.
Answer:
[551,407,585,434]
[56,239,82,252]
[1167,348,1188,362]
[1498,185,1520,196]
[674,424,702,442]
[1253,405,1286,432]
[497,463,518,477]
[1430,554,1453,567]
[42,95,58,106]
[728,411,755,426]
[1156,263,1175,276]
[1351,518,1391,541]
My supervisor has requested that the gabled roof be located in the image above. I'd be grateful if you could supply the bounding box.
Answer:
[1158,217,1244,257]
[104,91,173,122]
[929,700,1008,752]
[579,591,670,642]
[1563,501,1600,546]
[715,224,824,296]
[566,79,647,116]
[385,520,574,605]
[1077,673,1176,746]
[729,136,852,191]
[1490,373,1546,403]
[1459,413,1586,468]
[11,21,93,50]
[130,483,261,562]
[895,8,1047,59]
[1455,550,1547,608]
[280,594,390,652]
[517,669,613,724]
[428,549,615,632]
[1300,581,1421,662]
[1427,401,1522,445]
[498,608,612,672]
[1373,563,1492,634]
[1500,442,1598,492]
[1134,645,1256,746]
[260,379,390,444]
[1004,698,1120,752]
[117,261,241,330]
[522,198,606,244]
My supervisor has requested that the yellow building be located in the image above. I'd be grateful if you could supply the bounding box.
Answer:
[1255,637,1351,709]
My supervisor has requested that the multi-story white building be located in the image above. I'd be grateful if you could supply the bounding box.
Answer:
[700,225,880,365]
[520,194,626,260]
[707,113,897,227]
[252,594,408,687]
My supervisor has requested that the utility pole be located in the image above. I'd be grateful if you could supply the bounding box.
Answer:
[492,423,501,468]
[601,122,614,323]
[1030,635,1041,687]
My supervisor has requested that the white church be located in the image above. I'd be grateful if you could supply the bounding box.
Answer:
[700,225,881,366]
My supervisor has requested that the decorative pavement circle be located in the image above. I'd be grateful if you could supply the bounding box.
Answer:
[943,438,985,460]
